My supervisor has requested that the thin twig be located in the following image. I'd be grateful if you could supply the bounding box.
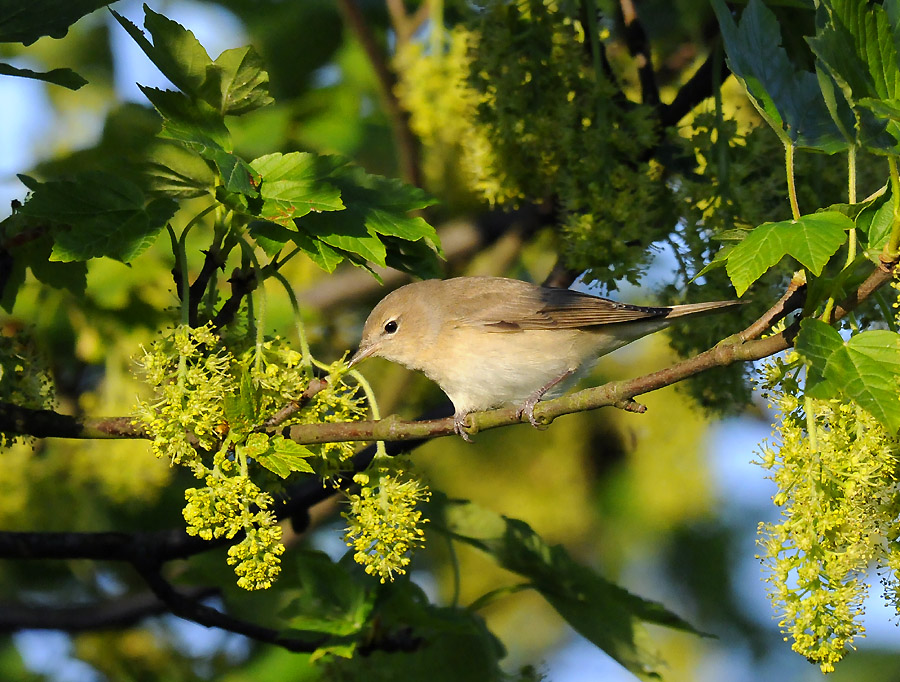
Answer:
[739,275,807,341]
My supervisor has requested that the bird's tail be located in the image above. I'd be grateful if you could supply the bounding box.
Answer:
[663,300,744,320]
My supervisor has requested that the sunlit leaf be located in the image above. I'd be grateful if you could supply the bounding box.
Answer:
[725,212,850,296]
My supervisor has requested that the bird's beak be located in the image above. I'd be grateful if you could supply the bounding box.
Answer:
[348,343,376,368]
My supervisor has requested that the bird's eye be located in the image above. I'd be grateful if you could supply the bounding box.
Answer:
[383,320,398,334]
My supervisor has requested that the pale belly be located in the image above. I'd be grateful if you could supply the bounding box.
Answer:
[414,328,624,414]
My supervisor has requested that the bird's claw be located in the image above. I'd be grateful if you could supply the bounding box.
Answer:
[454,413,474,442]
[516,399,548,430]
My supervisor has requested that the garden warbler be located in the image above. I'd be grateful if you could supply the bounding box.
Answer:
[349,276,740,439]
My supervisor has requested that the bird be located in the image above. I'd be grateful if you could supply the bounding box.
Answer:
[349,276,740,440]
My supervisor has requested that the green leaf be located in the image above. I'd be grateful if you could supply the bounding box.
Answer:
[808,0,900,151]
[0,213,87,311]
[256,435,315,478]
[711,0,846,151]
[857,195,894,253]
[725,212,850,296]
[0,62,86,90]
[291,230,345,273]
[0,0,112,45]
[250,152,344,226]
[112,5,273,117]
[442,501,707,680]
[824,331,900,433]
[144,141,217,198]
[17,172,177,263]
[796,320,900,432]
[248,221,296,257]
[203,46,274,116]
[795,318,844,394]
[690,244,735,283]
[280,551,374,637]
[111,5,213,99]
[299,164,442,273]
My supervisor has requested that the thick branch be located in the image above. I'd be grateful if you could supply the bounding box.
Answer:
[136,564,326,652]
[0,586,216,632]
[0,402,144,439]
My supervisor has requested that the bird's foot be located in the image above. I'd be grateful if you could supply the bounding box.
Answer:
[516,397,547,430]
[516,369,576,430]
[453,412,475,442]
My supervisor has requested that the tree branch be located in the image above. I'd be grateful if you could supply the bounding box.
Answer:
[618,0,659,107]
[135,564,326,652]
[3,265,894,445]
[0,586,217,632]
[336,0,422,187]
[0,402,144,439]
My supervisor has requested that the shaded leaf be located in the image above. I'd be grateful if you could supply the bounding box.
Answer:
[0,0,112,45]
[280,551,374,637]
[204,46,274,116]
[712,0,846,151]
[725,212,850,296]
[17,172,177,263]
[111,5,212,98]
[0,62,86,90]
[442,501,707,681]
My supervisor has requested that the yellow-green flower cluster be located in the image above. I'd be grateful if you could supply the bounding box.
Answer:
[756,355,900,673]
[343,470,431,583]
[135,324,232,465]
[134,326,367,590]
[393,0,667,287]
[228,522,285,591]
[0,333,54,448]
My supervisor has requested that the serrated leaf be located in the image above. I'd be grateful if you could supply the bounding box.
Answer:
[144,140,217,198]
[280,551,374,637]
[111,5,212,99]
[17,172,177,263]
[291,230,345,272]
[443,501,707,680]
[857,197,894,252]
[725,212,850,296]
[0,62,86,90]
[824,330,900,433]
[160,119,259,196]
[795,318,844,389]
[712,0,846,151]
[302,212,388,267]
[249,152,344,226]
[248,221,296,257]
[808,0,900,152]
[256,436,315,478]
[299,163,442,273]
[204,46,274,116]
[690,244,734,283]
[0,0,112,45]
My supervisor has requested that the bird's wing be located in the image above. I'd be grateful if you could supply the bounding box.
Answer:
[455,285,672,331]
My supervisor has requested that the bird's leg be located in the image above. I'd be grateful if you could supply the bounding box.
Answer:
[517,369,575,429]
[453,410,474,442]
